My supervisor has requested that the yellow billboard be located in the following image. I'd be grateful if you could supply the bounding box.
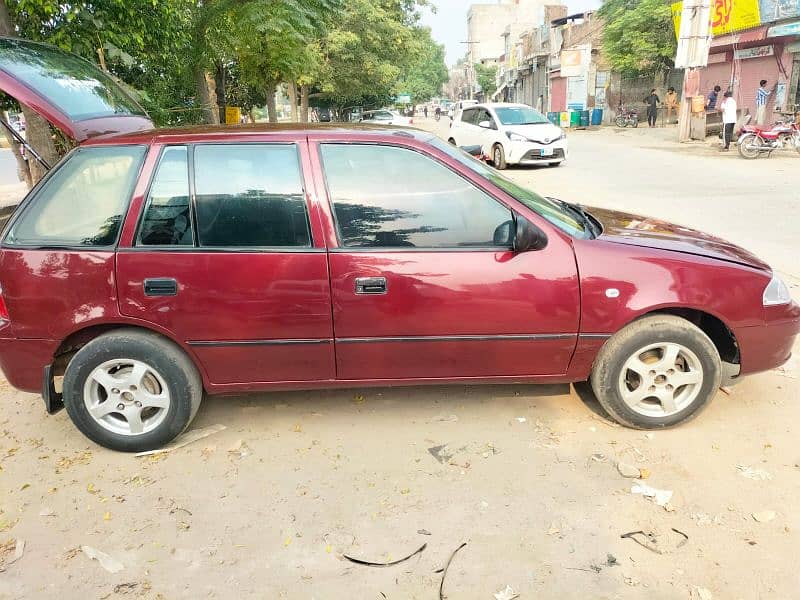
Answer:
[225,106,242,125]
[672,0,761,39]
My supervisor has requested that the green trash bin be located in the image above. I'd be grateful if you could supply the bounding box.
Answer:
[580,110,590,127]
[569,111,581,128]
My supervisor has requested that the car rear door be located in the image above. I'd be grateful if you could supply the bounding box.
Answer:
[312,138,580,381]
[116,138,335,387]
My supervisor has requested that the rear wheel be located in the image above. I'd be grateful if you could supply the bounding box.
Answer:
[615,116,627,128]
[63,329,203,452]
[492,144,507,169]
[590,315,721,429]
[738,133,762,159]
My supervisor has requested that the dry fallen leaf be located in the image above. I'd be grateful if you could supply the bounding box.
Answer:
[103,511,111,521]
[638,468,651,480]
[87,483,98,495]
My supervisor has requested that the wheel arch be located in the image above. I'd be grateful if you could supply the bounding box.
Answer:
[52,321,210,388]
[625,306,739,364]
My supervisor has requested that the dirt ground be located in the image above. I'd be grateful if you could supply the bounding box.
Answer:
[1,126,800,599]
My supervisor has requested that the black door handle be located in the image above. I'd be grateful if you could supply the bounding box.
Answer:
[355,276,387,295]
[144,278,178,297]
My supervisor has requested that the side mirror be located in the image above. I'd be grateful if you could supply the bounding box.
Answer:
[513,214,548,252]
[478,120,492,129]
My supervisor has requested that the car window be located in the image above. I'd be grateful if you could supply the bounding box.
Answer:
[138,146,193,246]
[460,108,478,124]
[6,145,146,247]
[494,106,549,125]
[426,136,588,238]
[320,144,513,248]
[193,144,310,248]
[476,109,494,125]
[0,38,146,121]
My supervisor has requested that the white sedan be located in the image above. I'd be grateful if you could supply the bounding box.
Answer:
[360,109,414,127]
[448,102,567,168]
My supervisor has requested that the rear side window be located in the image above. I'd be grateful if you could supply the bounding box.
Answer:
[138,147,192,246]
[6,145,145,247]
[193,144,310,248]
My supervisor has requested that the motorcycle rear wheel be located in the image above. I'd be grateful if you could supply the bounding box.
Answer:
[738,133,762,159]
[616,116,627,128]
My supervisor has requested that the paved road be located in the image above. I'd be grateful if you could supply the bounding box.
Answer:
[0,147,19,183]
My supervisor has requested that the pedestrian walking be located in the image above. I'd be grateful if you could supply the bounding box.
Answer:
[424,106,428,118]
[755,79,772,125]
[706,85,721,110]
[644,88,660,127]
[719,91,737,151]
[665,87,679,123]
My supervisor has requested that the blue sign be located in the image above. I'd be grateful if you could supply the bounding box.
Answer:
[767,18,800,36]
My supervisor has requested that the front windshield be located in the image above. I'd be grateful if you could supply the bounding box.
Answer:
[427,136,587,238]
[494,106,549,126]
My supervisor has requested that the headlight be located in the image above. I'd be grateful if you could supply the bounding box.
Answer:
[763,273,792,306]
[506,132,528,142]
[555,129,566,141]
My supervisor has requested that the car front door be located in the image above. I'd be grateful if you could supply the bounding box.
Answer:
[116,140,335,386]
[314,140,580,381]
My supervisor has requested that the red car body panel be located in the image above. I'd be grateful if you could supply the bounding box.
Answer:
[0,125,797,400]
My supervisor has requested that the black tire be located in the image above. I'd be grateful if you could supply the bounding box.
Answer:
[492,144,507,169]
[447,138,456,145]
[589,315,721,429]
[631,117,639,128]
[615,116,627,128]
[62,328,203,452]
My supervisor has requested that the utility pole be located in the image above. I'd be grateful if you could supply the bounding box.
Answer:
[674,0,711,142]
[460,41,479,100]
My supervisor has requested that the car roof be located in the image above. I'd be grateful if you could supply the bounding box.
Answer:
[82,122,433,146]
[471,103,530,110]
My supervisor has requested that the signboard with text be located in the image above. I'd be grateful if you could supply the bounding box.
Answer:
[672,0,761,38]
[733,44,774,58]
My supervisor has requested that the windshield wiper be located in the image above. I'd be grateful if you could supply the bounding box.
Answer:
[548,197,600,238]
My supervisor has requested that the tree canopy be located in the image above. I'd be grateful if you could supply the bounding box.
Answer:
[597,0,676,76]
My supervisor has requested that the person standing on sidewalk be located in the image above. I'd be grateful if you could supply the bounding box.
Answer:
[665,87,679,123]
[720,91,737,151]
[644,88,660,127]
[755,80,772,125]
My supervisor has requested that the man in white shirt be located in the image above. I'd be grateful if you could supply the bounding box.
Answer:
[720,91,737,151]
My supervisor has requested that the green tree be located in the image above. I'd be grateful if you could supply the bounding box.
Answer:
[474,63,498,99]
[313,0,421,112]
[598,0,676,76]
[396,27,448,105]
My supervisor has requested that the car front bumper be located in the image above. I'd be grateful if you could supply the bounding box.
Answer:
[736,301,800,376]
[505,140,568,164]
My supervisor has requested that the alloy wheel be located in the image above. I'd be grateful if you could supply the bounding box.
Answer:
[617,342,704,418]
[83,359,171,436]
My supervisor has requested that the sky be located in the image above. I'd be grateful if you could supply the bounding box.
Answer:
[421,0,603,66]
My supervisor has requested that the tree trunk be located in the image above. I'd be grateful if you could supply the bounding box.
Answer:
[0,0,14,36]
[21,106,59,184]
[300,85,310,123]
[194,65,219,125]
[265,83,278,123]
[287,82,299,122]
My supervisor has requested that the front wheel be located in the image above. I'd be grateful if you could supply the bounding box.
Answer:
[492,144,507,169]
[737,133,762,159]
[590,315,721,429]
[631,117,639,128]
[62,329,203,452]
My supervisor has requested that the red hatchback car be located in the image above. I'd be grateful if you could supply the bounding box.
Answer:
[1,39,798,451]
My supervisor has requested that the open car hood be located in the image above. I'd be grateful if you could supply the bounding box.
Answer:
[0,37,153,142]
[589,206,770,271]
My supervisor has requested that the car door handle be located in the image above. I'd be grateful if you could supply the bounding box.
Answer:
[144,278,178,297]
[355,277,387,295]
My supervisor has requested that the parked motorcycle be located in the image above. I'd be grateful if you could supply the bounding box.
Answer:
[738,117,800,159]
[615,106,639,128]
